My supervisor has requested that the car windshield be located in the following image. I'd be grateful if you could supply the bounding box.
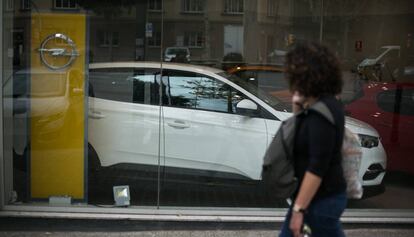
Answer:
[218,71,290,111]
[166,48,187,54]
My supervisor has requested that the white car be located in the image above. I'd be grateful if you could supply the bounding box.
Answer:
[6,68,83,157]
[88,62,386,196]
[164,47,190,62]
[357,45,401,80]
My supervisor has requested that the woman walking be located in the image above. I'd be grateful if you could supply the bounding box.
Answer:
[279,42,347,237]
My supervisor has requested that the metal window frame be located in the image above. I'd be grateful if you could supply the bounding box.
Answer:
[0,0,5,210]
[1,205,414,223]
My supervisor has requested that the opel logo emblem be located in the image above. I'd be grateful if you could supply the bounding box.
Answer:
[38,33,80,70]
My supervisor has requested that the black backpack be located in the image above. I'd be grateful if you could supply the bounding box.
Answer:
[261,101,355,199]
[261,110,299,199]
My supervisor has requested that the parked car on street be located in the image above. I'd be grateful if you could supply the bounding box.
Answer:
[164,47,190,62]
[87,62,387,196]
[357,45,414,81]
[345,81,414,176]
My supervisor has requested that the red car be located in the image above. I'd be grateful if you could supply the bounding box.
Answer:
[345,81,414,175]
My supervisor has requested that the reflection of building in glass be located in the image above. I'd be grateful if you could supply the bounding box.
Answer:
[8,0,414,69]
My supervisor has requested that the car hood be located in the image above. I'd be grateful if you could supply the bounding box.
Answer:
[358,58,377,67]
[345,116,379,137]
[274,112,379,137]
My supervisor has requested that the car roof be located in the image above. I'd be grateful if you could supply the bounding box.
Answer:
[89,61,224,74]
[381,45,400,49]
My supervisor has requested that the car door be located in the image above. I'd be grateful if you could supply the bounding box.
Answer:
[161,69,268,182]
[88,67,161,169]
[376,85,414,174]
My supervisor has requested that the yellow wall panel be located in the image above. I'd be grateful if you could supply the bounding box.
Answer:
[30,13,86,199]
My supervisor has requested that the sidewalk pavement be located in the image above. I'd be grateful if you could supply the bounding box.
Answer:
[1,229,414,237]
[0,218,413,237]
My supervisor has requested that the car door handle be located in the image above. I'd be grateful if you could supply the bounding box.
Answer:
[167,120,190,129]
[89,111,106,119]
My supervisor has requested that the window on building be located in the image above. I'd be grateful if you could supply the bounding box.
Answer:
[148,32,161,47]
[148,0,162,11]
[6,0,14,11]
[224,0,243,14]
[97,30,120,47]
[267,0,277,17]
[21,0,31,10]
[54,0,78,9]
[182,0,205,13]
[184,32,204,47]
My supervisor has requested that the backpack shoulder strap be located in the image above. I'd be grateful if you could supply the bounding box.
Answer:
[308,101,335,125]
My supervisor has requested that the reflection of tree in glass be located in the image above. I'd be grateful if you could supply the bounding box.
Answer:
[178,79,243,112]
[169,95,194,108]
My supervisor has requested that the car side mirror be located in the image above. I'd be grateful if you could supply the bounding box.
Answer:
[236,99,259,116]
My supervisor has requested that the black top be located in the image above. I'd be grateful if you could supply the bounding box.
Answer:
[293,95,347,199]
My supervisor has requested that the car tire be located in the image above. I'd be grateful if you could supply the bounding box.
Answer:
[88,143,101,174]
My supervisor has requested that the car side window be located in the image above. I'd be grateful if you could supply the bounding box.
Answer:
[234,70,287,94]
[256,71,287,91]
[383,49,399,61]
[131,70,160,105]
[162,70,247,113]
[89,68,159,105]
[377,88,414,116]
[235,70,258,87]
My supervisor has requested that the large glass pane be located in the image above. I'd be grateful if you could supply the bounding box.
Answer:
[2,0,414,212]
[158,0,414,209]
[3,0,161,207]
[160,69,281,207]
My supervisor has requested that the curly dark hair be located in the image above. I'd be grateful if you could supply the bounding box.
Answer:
[285,42,342,98]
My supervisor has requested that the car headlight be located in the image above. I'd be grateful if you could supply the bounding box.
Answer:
[358,134,379,148]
